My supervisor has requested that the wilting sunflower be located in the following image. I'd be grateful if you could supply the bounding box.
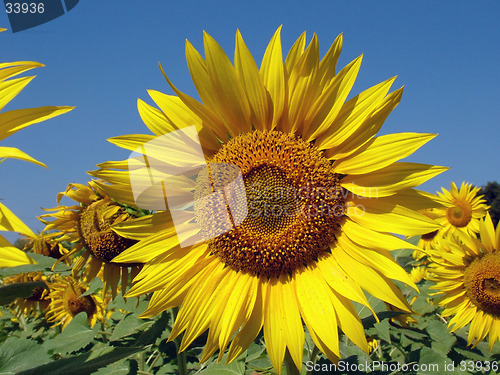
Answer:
[0,55,73,267]
[2,272,50,317]
[22,232,70,261]
[91,28,446,372]
[46,275,104,329]
[39,182,144,298]
[427,214,500,349]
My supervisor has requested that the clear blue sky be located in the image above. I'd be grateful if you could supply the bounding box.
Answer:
[1,1,499,241]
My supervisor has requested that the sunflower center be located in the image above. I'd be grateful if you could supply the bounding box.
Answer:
[421,230,438,241]
[194,130,345,278]
[446,200,472,228]
[78,201,136,263]
[66,294,97,317]
[463,253,500,315]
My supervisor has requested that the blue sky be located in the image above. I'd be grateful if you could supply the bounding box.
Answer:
[1,1,499,241]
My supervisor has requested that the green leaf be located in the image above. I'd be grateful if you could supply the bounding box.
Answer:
[426,320,456,356]
[0,253,70,277]
[43,312,97,354]
[16,347,143,375]
[110,313,153,341]
[415,347,449,375]
[373,319,392,344]
[0,337,51,374]
[80,277,103,297]
[0,281,48,305]
[199,354,245,375]
[134,311,170,346]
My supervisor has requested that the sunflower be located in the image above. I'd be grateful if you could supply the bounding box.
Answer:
[46,275,104,329]
[22,232,70,261]
[91,28,446,372]
[2,272,50,317]
[39,182,145,298]
[0,55,73,267]
[427,214,500,349]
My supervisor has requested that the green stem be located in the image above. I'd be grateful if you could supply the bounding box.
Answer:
[284,349,301,375]
[171,307,188,375]
[306,345,320,375]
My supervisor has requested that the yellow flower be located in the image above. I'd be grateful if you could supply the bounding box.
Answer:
[40,182,143,298]
[410,266,428,284]
[2,272,50,317]
[0,57,73,267]
[46,275,104,329]
[428,214,500,349]
[91,29,446,373]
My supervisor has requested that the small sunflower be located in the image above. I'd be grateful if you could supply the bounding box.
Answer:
[2,272,50,317]
[428,214,500,349]
[40,182,145,298]
[46,275,104,329]
[91,29,446,372]
[22,232,70,261]
[0,55,73,266]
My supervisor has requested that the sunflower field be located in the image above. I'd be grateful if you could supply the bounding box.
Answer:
[1,26,500,375]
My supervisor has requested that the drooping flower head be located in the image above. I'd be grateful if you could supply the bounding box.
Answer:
[40,181,145,298]
[427,214,500,350]
[91,28,446,373]
[46,275,104,329]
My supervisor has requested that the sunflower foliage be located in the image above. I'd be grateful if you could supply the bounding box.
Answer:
[0,240,498,375]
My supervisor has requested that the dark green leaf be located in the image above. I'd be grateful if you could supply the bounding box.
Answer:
[110,313,153,341]
[16,347,143,375]
[0,337,51,374]
[43,312,97,354]
[0,281,48,305]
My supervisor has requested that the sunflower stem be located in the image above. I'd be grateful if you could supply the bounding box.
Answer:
[306,345,320,375]
[284,349,301,375]
[171,307,188,375]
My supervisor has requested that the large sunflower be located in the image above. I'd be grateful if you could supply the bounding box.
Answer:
[0,54,73,267]
[46,275,104,329]
[40,182,145,298]
[427,214,500,350]
[91,29,446,372]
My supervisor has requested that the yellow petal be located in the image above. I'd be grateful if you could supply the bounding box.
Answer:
[227,279,264,362]
[263,279,286,375]
[260,26,285,129]
[341,162,449,197]
[304,55,362,141]
[288,34,319,134]
[347,193,441,236]
[295,266,340,357]
[327,87,403,160]
[0,234,35,267]
[318,76,395,149]
[333,133,436,175]
[0,61,43,81]
[0,146,46,167]
[0,106,74,141]
[0,201,36,237]
[0,76,34,111]
[203,31,252,133]
[235,30,270,131]
[333,248,411,311]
